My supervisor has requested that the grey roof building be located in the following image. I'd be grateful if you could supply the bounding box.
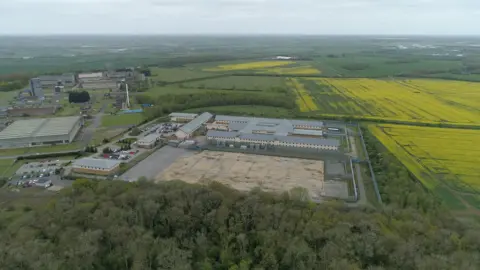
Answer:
[0,116,82,148]
[176,112,213,138]
[73,158,122,170]
[206,130,339,149]
[216,115,324,133]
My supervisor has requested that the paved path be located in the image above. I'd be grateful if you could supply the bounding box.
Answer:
[347,131,368,206]
[120,146,193,182]
[80,103,106,147]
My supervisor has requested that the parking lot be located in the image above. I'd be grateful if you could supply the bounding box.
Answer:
[8,160,75,190]
[120,146,194,182]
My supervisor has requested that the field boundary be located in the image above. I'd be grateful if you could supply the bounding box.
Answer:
[358,124,383,204]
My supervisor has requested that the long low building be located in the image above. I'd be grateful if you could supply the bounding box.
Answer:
[72,158,121,176]
[210,115,324,137]
[176,112,213,139]
[207,130,339,151]
[137,134,161,148]
[214,115,324,130]
[169,112,198,122]
[0,116,83,148]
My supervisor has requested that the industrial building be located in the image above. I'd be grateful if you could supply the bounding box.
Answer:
[210,116,324,136]
[72,158,121,176]
[169,113,198,122]
[175,112,213,139]
[29,78,44,98]
[137,134,161,148]
[37,73,75,87]
[0,116,83,148]
[207,130,339,151]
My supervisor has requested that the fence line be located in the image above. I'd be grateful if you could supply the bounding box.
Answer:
[357,124,383,204]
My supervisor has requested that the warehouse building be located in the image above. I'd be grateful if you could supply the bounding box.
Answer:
[37,73,75,87]
[137,134,161,148]
[175,112,213,139]
[0,116,83,148]
[72,158,121,176]
[169,113,198,122]
[207,130,339,151]
[210,116,324,137]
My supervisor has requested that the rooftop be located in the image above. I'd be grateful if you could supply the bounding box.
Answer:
[0,116,81,140]
[215,115,324,129]
[207,130,339,147]
[169,112,198,118]
[138,134,160,144]
[179,112,213,134]
[73,158,122,170]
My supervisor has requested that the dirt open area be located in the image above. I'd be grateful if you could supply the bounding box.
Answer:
[156,151,337,199]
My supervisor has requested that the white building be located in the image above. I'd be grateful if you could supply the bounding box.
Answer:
[72,158,122,176]
[169,113,198,122]
[207,130,339,151]
[175,112,213,139]
[137,134,160,148]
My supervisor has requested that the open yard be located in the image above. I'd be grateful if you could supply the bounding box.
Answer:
[305,78,480,125]
[156,151,346,200]
[369,124,480,210]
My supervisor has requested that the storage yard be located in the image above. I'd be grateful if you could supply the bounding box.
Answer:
[156,151,348,200]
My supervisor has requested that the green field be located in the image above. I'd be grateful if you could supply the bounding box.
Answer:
[181,76,286,91]
[0,143,81,158]
[185,105,293,118]
[101,113,144,127]
[150,67,218,82]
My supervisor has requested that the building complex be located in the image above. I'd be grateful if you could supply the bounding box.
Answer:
[206,115,339,151]
[0,116,83,148]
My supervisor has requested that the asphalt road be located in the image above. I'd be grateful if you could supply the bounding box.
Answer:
[120,146,194,182]
[80,103,106,147]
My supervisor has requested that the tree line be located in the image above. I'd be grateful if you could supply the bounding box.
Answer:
[137,92,297,121]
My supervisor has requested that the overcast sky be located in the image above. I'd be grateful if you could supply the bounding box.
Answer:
[0,0,479,35]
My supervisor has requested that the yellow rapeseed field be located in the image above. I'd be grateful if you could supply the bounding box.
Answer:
[310,78,480,125]
[204,61,295,71]
[258,65,321,75]
[286,78,318,112]
[369,124,480,210]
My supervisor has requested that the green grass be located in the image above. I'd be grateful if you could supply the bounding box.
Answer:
[151,67,218,82]
[184,105,293,118]
[316,55,464,77]
[435,186,467,210]
[0,90,20,106]
[146,86,275,98]
[101,113,144,127]
[91,127,129,146]
[0,143,82,157]
[461,195,480,210]
[181,76,286,91]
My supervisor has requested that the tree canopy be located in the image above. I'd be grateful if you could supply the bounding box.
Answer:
[69,90,91,103]
[0,178,479,270]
